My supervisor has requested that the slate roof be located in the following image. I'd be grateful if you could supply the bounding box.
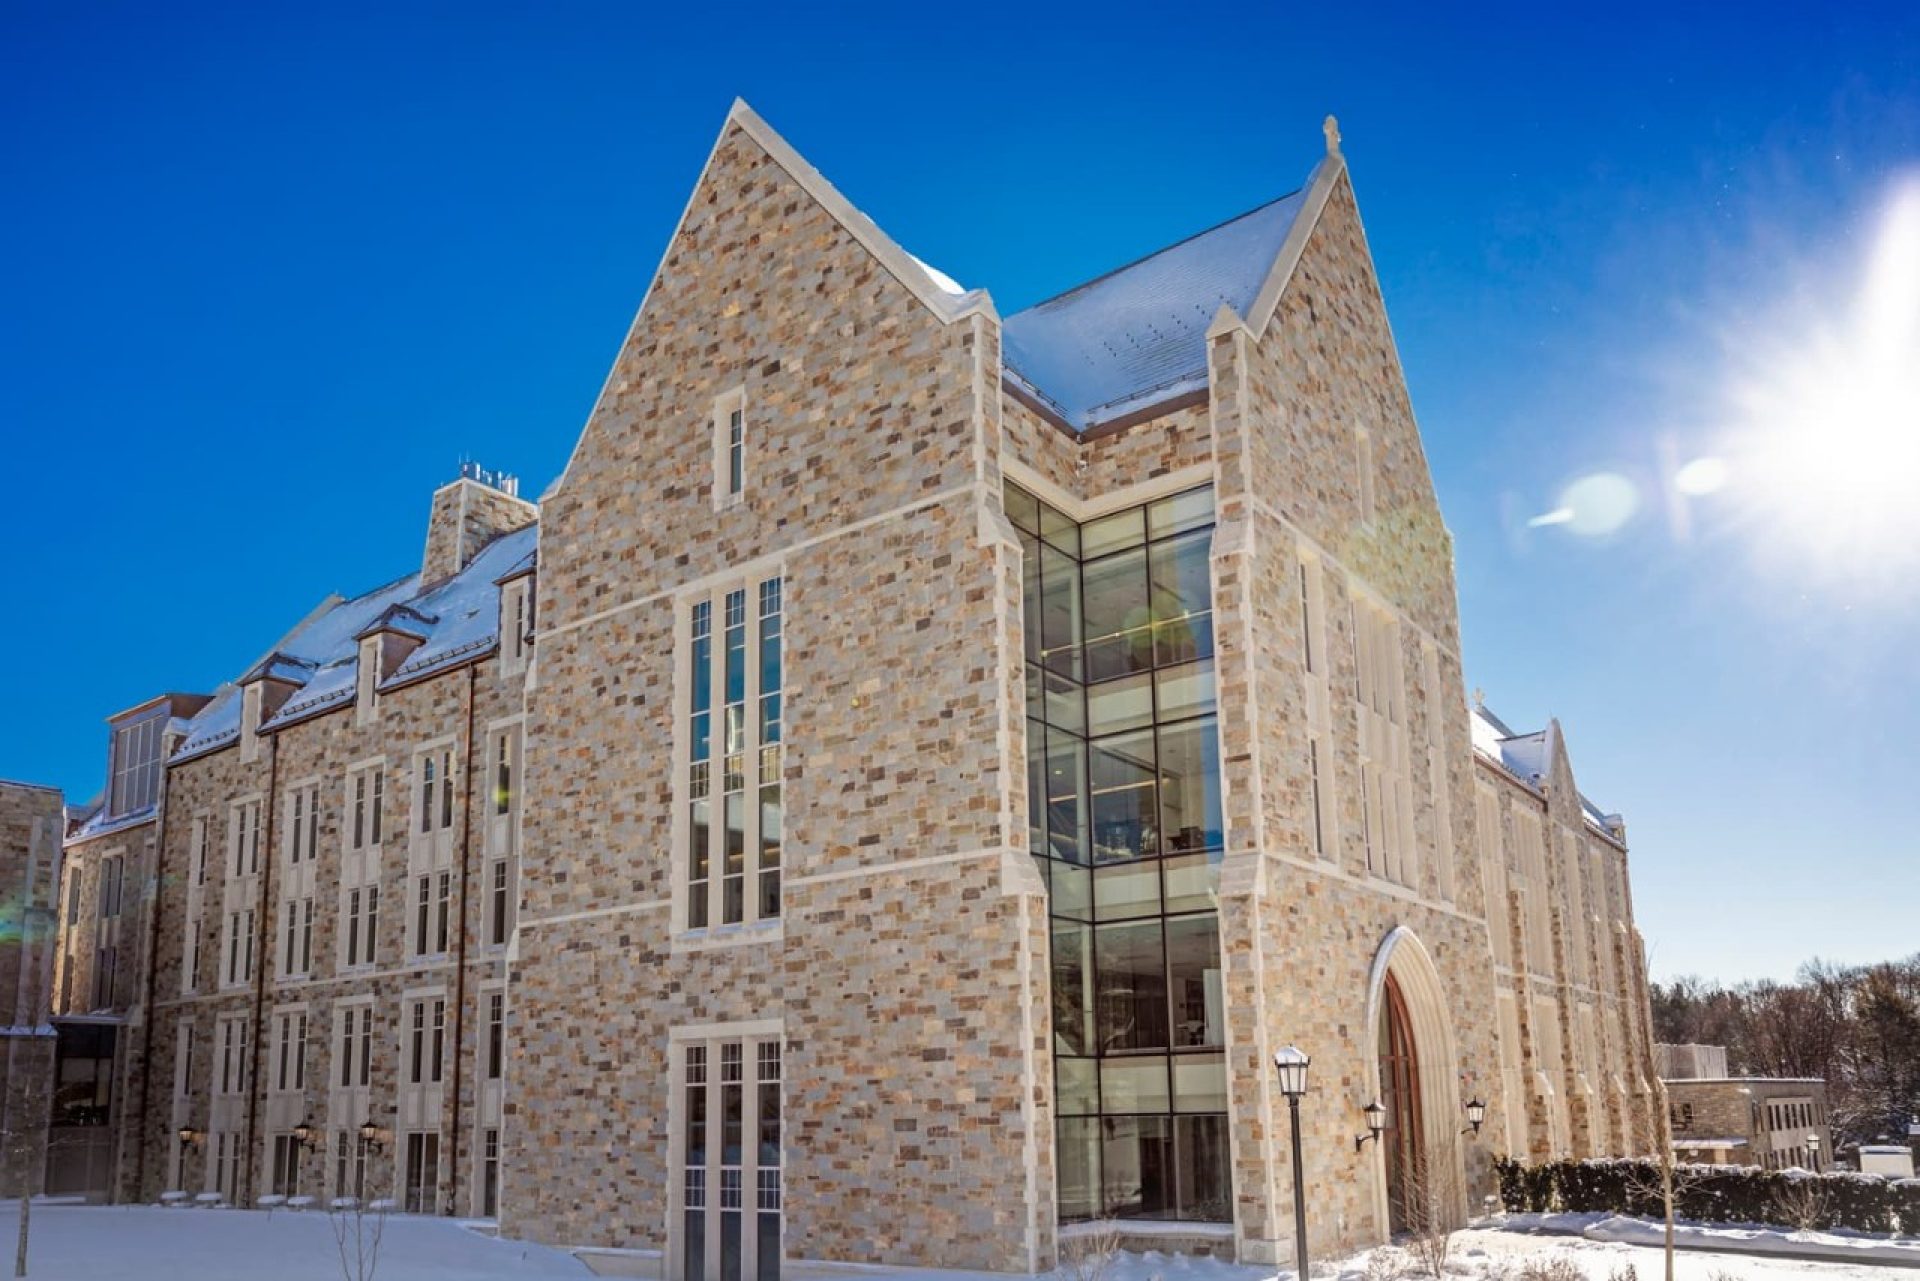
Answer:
[174,523,536,762]
[1001,190,1309,431]
[1470,702,1623,841]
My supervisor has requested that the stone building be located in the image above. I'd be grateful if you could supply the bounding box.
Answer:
[53,103,1659,1272]
[1655,1043,1832,1169]
[0,778,63,1197]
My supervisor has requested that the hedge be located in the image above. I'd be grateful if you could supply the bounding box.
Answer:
[1492,1157,1920,1235]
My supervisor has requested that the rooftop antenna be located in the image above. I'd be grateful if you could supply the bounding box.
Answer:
[1322,114,1342,157]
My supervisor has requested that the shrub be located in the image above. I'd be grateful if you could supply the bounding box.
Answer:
[1491,1157,1918,1234]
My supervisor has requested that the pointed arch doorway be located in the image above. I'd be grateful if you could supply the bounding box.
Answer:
[1364,926,1467,1243]
[1377,972,1423,1234]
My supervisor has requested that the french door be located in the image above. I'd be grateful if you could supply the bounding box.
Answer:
[678,1033,781,1281]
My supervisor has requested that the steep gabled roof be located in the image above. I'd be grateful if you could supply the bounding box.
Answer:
[173,524,538,760]
[1470,700,1624,843]
[1002,191,1310,430]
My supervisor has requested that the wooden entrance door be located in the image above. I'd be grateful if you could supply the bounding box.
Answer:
[1377,973,1423,1234]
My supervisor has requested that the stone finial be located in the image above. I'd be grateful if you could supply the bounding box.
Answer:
[1472,686,1485,707]
[1323,114,1342,157]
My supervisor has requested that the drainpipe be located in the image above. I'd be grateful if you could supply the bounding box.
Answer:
[241,734,280,1205]
[445,664,478,1214]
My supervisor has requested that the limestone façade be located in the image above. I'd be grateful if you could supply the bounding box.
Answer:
[49,101,1661,1274]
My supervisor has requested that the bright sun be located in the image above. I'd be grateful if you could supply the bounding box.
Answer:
[1715,180,1920,589]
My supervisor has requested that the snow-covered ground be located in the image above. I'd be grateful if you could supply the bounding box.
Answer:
[0,1202,588,1279]
[2,1202,1915,1281]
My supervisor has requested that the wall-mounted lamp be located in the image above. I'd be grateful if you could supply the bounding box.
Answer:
[357,1118,390,1152]
[292,1120,322,1153]
[177,1127,205,1149]
[1355,1099,1387,1152]
[1462,1096,1488,1137]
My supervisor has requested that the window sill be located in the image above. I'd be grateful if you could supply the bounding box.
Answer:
[672,918,783,953]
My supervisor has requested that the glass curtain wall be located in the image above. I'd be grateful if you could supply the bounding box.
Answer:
[1006,480,1230,1224]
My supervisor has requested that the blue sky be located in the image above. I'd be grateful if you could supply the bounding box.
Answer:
[4,2,1915,984]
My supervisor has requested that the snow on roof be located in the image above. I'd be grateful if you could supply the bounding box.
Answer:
[175,525,537,760]
[67,802,157,844]
[1470,703,1548,786]
[906,252,965,297]
[1002,190,1308,431]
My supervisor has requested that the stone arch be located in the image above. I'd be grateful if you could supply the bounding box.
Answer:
[1361,926,1469,1236]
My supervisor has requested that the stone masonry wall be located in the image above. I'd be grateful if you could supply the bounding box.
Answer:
[513,117,1046,1272]
[0,781,62,1197]
[133,649,523,1212]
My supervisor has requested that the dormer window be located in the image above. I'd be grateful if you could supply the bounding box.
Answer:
[499,576,533,677]
[713,387,747,508]
[356,637,381,723]
[108,712,164,817]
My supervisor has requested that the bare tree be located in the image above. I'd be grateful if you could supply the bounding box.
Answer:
[1619,1083,1714,1281]
[326,1195,390,1281]
[1395,1137,1466,1279]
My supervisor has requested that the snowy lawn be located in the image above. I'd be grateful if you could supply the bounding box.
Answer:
[0,1201,590,1280]
[4,1204,1917,1281]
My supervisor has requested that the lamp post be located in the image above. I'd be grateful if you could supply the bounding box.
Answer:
[1273,1046,1312,1281]
[1807,1133,1821,1174]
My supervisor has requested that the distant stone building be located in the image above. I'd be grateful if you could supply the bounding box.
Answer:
[1655,1042,1833,1169]
[0,778,63,1197]
[51,103,1661,1271]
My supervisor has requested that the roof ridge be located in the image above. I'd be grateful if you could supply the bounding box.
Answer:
[1010,189,1304,315]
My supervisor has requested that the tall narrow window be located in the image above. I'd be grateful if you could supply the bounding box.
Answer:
[678,1033,781,1281]
[1299,561,1316,674]
[757,578,784,919]
[728,406,744,496]
[683,576,785,931]
[419,757,436,835]
[722,588,748,924]
[1309,738,1326,856]
[494,731,513,815]
[486,991,504,1080]
[687,602,713,929]
[489,859,509,947]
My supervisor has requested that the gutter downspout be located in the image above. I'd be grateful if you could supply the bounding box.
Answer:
[241,735,280,1206]
[445,663,479,1214]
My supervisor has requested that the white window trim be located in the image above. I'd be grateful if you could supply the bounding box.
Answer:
[666,1020,785,1281]
[500,579,532,677]
[670,564,786,946]
[711,386,747,511]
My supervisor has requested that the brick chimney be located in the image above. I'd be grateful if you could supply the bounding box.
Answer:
[421,462,538,584]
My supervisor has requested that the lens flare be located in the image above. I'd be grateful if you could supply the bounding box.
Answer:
[1719,179,1920,589]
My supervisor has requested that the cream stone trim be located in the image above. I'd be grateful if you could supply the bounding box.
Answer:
[1243,153,1347,341]
[1361,926,1469,1232]
[1264,848,1487,926]
[672,919,784,954]
[668,1017,784,1043]
[1000,457,1213,522]
[543,483,972,642]
[514,898,671,933]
